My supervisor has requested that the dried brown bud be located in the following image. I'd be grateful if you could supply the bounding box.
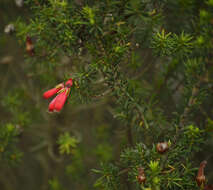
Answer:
[156,142,169,154]
[26,36,35,56]
[137,168,146,184]
[196,160,207,187]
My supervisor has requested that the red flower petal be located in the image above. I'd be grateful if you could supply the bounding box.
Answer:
[65,78,73,88]
[43,84,64,99]
[48,95,58,112]
[43,88,60,99]
[54,89,69,112]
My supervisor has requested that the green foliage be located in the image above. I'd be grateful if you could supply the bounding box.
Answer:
[151,30,193,57]
[57,132,78,155]
[49,178,65,190]
[1,0,213,189]
[93,163,121,190]
[0,123,22,164]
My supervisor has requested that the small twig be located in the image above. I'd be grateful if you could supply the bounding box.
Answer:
[161,164,175,174]
[179,83,200,128]
[47,143,63,163]
[29,141,48,152]
[92,89,112,99]
[172,79,184,93]
[118,168,130,176]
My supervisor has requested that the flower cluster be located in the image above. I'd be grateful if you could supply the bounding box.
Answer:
[43,78,73,112]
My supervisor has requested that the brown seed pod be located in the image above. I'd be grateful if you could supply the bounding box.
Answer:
[137,167,146,184]
[26,36,35,56]
[156,142,169,154]
[196,160,207,187]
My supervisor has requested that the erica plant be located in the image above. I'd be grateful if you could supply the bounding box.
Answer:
[1,0,213,190]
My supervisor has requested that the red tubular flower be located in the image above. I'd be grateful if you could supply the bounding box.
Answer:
[48,94,58,112]
[43,83,64,99]
[65,78,73,88]
[54,88,70,112]
[44,79,73,112]
[196,160,207,187]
